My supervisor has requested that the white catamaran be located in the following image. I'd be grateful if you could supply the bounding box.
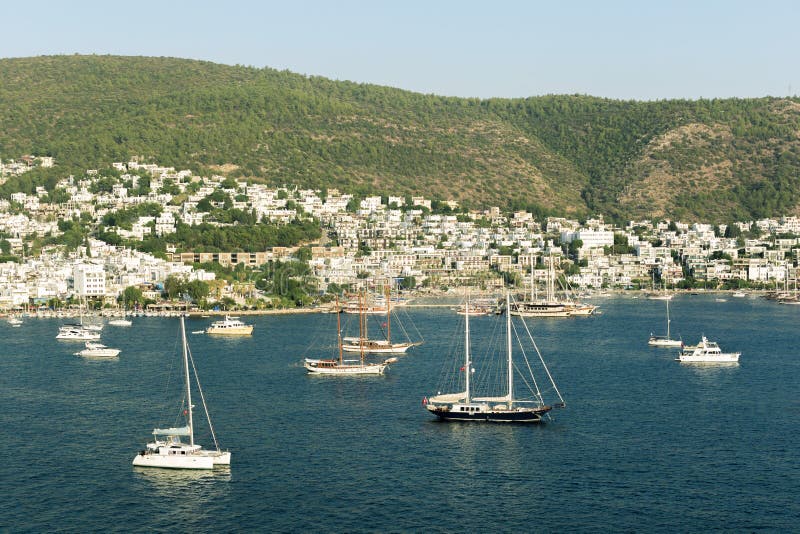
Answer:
[424,293,565,423]
[133,317,231,469]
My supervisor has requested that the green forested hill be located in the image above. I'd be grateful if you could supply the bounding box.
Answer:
[2,55,800,223]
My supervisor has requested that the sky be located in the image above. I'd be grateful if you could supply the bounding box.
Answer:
[2,0,799,101]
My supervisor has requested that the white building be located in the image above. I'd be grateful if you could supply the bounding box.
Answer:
[74,264,106,298]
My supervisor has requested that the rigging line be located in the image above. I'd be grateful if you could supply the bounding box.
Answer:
[510,319,545,403]
[186,341,221,452]
[301,310,334,359]
[157,323,183,425]
[403,306,425,343]
[515,301,566,405]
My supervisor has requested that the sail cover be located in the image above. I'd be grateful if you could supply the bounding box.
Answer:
[428,392,468,403]
[152,426,191,436]
[473,395,512,402]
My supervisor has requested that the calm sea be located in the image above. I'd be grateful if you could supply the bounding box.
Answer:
[1,295,798,532]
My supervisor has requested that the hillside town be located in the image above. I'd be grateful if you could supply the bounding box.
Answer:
[2,156,800,311]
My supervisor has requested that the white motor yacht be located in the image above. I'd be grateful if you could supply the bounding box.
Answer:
[677,336,740,363]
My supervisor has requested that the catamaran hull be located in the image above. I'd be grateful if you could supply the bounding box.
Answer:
[132,450,230,469]
[132,453,214,469]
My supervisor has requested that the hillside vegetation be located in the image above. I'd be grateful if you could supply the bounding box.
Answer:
[2,55,800,223]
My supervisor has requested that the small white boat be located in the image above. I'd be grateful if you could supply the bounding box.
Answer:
[205,315,253,335]
[648,298,682,347]
[76,342,121,358]
[108,318,132,326]
[732,291,746,298]
[676,336,740,363]
[8,316,23,327]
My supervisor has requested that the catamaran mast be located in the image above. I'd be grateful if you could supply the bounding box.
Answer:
[464,297,471,404]
[506,293,513,405]
[180,316,194,447]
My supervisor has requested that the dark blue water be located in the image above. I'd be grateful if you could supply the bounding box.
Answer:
[1,295,798,532]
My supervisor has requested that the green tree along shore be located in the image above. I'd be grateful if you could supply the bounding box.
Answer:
[2,55,800,223]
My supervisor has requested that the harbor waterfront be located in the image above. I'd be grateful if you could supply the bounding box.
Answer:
[1,295,798,531]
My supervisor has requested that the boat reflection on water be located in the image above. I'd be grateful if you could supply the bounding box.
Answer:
[132,466,231,499]
[679,360,740,387]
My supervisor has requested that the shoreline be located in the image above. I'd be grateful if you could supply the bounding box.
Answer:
[1,288,774,318]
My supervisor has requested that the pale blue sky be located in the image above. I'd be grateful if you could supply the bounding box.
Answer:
[2,0,798,100]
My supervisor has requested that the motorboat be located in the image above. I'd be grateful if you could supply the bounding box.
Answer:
[676,336,740,363]
[76,342,120,358]
[205,315,253,335]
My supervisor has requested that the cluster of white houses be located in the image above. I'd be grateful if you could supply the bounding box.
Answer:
[1,158,800,309]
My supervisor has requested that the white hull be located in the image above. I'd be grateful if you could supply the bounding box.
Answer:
[56,332,102,340]
[206,326,253,335]
[133,453,214,469]
[108,319,132,326]
[511,309,571,318]
[205,315,253,335]
[132,450,230,469]
[304,360,386,375]
[77,348,121,358]
[648,338,683,347]
[677,353,740,363]
[567,305,597,316]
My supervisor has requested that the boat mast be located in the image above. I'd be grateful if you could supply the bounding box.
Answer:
[385,284,391,344]
[666,299,671,339]
[180,316,194,447]
[506,293,513,405]
[464,296,471,404]
[336,296,343,365]
[359,291,365,364]
[530,266,535,302]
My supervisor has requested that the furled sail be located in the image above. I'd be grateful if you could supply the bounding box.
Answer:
[428,392,467,403]
[152,426,191,436]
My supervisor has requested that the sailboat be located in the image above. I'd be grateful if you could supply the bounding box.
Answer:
[648,298,682,347]
[424,293,565,423]
[341,288,422,354]
[648,275,673,300]
[56,297,103,340]
[304,297,390,375]
[510,255,596,317]
[133,316,231,469]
